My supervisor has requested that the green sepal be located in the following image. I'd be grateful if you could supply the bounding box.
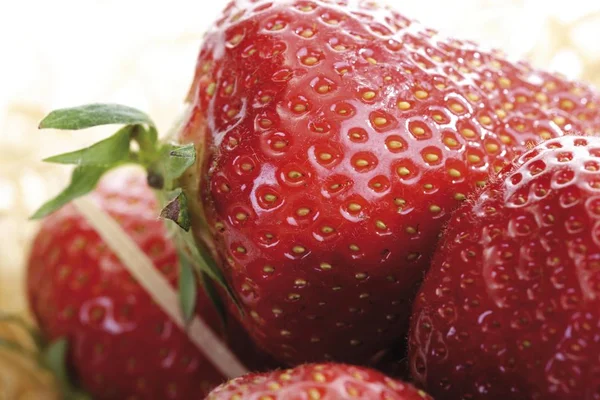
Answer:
[159,189,228,291]
[42,339,70,391]
[178,251,198,326]
[200,272,228,329]
[39,103,154,130]
[33,104,168,219]
[132,126,160,166]
[31,166,108,219]
[42,338,91,400]
[135,126,159,151]
[36,101,239,331]
[43,125,134,166]
[185,233,242,314]
[149,143,196,191]
[162,143,196,184]
[160,204,241,318]
[179,231,227,294]
[160,190,191,231]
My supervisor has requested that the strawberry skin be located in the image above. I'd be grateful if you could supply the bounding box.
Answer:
[178,0,600,364]
[409,135,600,399]
[206,363,432,400]
[27,171,276,400]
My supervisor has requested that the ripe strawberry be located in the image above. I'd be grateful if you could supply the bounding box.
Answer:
[27,170,277,400]
[409,135,600,399]
[206,363,432,400]
[177,0,600,364]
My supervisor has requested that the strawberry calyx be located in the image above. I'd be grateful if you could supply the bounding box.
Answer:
[33,104,194,223]
[31,103,238,319]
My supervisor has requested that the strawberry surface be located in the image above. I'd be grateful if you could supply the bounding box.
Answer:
[178,0,600,365]
[206,362,432,400]
[27,170,276,400]
[409,135,600,399]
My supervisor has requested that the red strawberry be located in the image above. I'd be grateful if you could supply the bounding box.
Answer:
[409,135,600,399]
[206,363,432,400]
[27,170,278,400]
[177,0,600,365]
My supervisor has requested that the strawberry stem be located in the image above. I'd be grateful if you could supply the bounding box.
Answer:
[34,102,240,367]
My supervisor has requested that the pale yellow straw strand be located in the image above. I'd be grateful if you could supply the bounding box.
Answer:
[73,197,249,379]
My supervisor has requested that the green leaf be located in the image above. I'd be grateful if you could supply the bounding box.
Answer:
[183,232,226,289]
[165,144,196,179]
[34,104,163,219]
[155,187,240,320]
[178,253,198,326]
[39,103,154,130]
[162,214,239,312]
[43,125,133,166]
[200,272,228,328]
[183,233,242,313]
[141,126,159,148]
[42,338,92,400]
[160,190,191,231]
[31,165,108,219]
[42,339,71,391]
[132,126,159,159]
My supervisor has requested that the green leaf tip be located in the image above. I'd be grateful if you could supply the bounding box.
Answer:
[162,143,196,184]
[169,144,196,159]
[31,166,107,219]
[43,125,133,166]
[160,191,191,231]
[43,338,92,400]
[32,103,166,219]
[178,255,198,326]
[42,338,70,385]
[39,103,154,130]
[201,272,228,328]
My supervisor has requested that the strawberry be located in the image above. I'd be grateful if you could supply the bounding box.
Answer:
[409,135,600,399]
[206,363,432,400]
[27,170,278,400]
[176,0,600,365]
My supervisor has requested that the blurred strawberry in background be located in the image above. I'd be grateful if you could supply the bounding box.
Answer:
[27,170,278,399]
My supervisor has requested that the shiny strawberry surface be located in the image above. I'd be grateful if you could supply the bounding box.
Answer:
[207,363,432,400]
[410,136,600,399]
[179,0,600,365]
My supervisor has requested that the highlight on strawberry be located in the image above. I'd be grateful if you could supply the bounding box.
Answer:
[26,0,600,395]
[410,135,600,399]
[26,170,278,399]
